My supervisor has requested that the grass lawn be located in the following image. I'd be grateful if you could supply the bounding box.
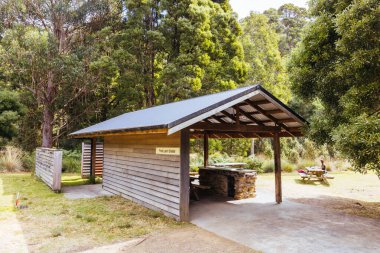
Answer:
[0,173,183,252]
[61,173,102,186]
[257,171,380,219]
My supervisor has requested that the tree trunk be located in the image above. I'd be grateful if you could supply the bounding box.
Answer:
[42,71,54,148]
[42,106,53,148]
[250,138,255,156]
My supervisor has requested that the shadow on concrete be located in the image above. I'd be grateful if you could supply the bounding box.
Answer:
[190,190,380,253]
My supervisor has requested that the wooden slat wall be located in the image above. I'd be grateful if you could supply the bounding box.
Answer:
[103,133,181,219]
[35,148,62,192]
[81,142,104,178]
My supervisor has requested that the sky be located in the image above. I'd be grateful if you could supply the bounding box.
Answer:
[230,0,309,19]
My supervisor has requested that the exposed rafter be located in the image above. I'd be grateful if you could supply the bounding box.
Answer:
[220,110,237,123]
[244,100,296,137]
[251,109,283,115]
[236,106,265,126]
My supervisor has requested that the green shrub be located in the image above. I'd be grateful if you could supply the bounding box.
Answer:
[62,157,81,173]
[298,160,316,169]
[303,139,318,160]
[62,150,81,173]
[262,161,274,173]
[333,160,351,171]
[255,139,273,158]
[241,156,263,171]
[209,152,231,164]
[21,152,35,172]
[190,165,199,173]
[190,153,202,167]
[282,161,296,173]
[0,146,23,172]
[287,150,300,164]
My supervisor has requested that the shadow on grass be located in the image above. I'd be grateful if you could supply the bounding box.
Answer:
[61,174,102,187]
[294,178,331,187]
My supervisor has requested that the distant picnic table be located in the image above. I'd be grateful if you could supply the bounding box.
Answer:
[298,166,334,181]
[306,167,325,178]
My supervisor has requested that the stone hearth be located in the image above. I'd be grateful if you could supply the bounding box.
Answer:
[199,167,257,200]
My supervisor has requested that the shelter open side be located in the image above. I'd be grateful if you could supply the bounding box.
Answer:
[69,85,306,221]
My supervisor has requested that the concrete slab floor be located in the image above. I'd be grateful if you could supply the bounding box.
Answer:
[63,184,113,199]
[190,189,380,253]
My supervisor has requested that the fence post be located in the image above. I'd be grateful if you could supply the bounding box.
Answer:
[52,150,62,192]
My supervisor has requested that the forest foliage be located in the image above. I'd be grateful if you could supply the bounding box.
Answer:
[0,0,378,175]
[289,0,380,175]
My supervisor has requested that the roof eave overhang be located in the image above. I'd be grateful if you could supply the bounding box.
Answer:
[167,86,262,135]
[68,125,169,139]
[167,86,307,135]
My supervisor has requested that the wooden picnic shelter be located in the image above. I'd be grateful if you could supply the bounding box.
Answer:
[69,85,306,221]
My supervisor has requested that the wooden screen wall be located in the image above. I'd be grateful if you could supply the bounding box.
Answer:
[35,148,62,192]
[103,133,181,219]
[81,142,104,178]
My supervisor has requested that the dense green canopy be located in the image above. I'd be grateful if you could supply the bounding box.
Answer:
[289,0,380,175]
[0,90,24,142]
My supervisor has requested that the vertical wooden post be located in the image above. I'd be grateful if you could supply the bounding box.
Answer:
[203,132,209,168]
[52,150,62,192]
[180,129,190,221]
[273,132,282,203]
[91,137,97,184]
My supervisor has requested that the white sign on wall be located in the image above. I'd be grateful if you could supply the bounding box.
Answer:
[156,147,180,155]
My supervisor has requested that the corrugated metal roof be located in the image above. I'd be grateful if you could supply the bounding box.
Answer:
[69,85,306,137]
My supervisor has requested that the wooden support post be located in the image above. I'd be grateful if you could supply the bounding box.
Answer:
[273,132,282,203]
[203,132,209,167]
[90,137,97,184]
[180,129,190,221]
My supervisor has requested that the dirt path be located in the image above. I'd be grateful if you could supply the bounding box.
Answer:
[0,178,28,253]
[82,226,258,253]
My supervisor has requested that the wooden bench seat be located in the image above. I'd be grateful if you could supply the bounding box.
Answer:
[192,184,211,190]
[190,183,211,201]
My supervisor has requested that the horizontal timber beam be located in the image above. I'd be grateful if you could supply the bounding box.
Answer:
[260,118,298,123]
[190,122,281,133]
[250,109,283,115]
[190,130,302,138]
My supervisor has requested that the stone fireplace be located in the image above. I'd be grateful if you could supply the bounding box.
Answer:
[199,167,257,200]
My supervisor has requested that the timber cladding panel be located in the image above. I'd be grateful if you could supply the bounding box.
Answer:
[103,133,181,219]
[35,148,62,192]
[81,142,104,178]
